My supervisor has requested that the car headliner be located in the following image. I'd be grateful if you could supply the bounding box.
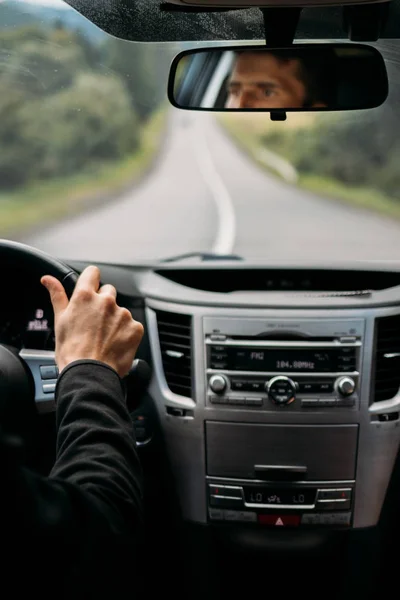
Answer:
[66,0,400,42]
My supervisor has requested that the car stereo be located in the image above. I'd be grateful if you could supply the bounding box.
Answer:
[206,329,361,410]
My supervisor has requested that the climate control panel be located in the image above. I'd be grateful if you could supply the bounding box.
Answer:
[208,482,353,527]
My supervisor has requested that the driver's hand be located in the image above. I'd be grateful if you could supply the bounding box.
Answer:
[41,266,144,378]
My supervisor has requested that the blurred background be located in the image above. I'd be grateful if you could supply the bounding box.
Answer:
[1,0,400,262]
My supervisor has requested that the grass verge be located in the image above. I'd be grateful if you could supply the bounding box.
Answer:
[219,113,400,221]
[0,108,167,237]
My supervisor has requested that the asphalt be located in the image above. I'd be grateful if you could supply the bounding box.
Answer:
[25,110,400,263]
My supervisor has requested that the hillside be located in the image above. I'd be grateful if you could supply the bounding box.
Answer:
[0,1,106,42]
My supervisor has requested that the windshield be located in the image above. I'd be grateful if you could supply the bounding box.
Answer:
[1,0,400,263]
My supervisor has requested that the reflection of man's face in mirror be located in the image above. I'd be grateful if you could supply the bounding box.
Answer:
[225,52,327,109]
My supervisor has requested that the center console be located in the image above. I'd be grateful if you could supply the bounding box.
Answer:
[204,318,360,528]
[146,302,400,535]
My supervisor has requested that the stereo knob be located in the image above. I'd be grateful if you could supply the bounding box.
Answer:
[266,376,297,405]
[336,377,356,397]
[209,374,228,394]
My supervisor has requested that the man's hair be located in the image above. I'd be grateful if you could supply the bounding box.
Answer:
[234,48,338,107]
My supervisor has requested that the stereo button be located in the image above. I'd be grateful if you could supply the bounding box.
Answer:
[319,382,334,393]
[338,354,356,364]
[210,395,228,405]
[301,398,320,408]
[300,382,334,394]
[267,376,297,405]
[299,382,317,393]
[337,359,356,370]
[339,346,356,355]
[319,399,337,407]
[209,374,228,394]
[228,397,246,406]
[211,345,225,353]
[210,362,228,370]
[210,353,227,362]
[231,380,249,391]
[245,397,263,407]
[336,377,356,397]
[248,381,264,392]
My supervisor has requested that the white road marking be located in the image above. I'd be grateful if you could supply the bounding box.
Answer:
[257,147,298,184]
[191,116,236,255]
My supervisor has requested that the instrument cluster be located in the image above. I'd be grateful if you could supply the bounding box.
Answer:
[0,278,55,350]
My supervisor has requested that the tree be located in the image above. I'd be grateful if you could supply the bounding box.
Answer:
[18,73,139,180]
[0,26,90,97]
[0,21,167,190]
[0,85,36,186]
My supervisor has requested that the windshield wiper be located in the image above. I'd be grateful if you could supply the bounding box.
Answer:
[160,252,243,263]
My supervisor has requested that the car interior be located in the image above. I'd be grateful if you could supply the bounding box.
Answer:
[2,0,400,598]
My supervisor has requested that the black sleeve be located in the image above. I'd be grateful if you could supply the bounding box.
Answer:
[51,359,143,532]
[1,360,144,599]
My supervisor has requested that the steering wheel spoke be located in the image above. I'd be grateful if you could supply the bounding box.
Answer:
[19,349,58,413]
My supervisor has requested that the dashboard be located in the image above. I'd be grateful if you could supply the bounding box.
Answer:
[58,259,400,533]
[4,257,400,543]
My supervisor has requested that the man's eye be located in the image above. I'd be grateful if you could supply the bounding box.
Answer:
[228,89,239,97]
[263,88,276,97]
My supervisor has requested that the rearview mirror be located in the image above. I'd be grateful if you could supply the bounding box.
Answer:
[168,44,388,113]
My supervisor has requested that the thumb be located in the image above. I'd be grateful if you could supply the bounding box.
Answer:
[41,275,69,316]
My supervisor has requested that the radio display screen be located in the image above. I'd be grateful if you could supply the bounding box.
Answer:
[227,348,340,372]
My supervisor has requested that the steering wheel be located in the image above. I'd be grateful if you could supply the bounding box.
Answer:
[0,239,78,441]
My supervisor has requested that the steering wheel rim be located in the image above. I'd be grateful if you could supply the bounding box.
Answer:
[0,239,78,298]
[0,239,78,442]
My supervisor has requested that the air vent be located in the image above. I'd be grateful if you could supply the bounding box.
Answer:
[155,310,192,398]
[373,315,400,402]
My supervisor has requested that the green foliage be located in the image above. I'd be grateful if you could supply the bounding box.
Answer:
[0,18,168,190]
[1,27,88,96]
[261,105,400,200]
[18,73,139,180]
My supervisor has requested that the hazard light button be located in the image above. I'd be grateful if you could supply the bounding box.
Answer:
[258,514,301,527]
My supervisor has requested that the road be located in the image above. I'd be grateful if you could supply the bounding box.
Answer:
[25,110,400,263]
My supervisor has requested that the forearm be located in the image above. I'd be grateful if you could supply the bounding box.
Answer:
[50,360,143,532]
[1,437,142,597]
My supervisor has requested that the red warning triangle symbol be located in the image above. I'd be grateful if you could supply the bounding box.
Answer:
[275,517,284,526]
